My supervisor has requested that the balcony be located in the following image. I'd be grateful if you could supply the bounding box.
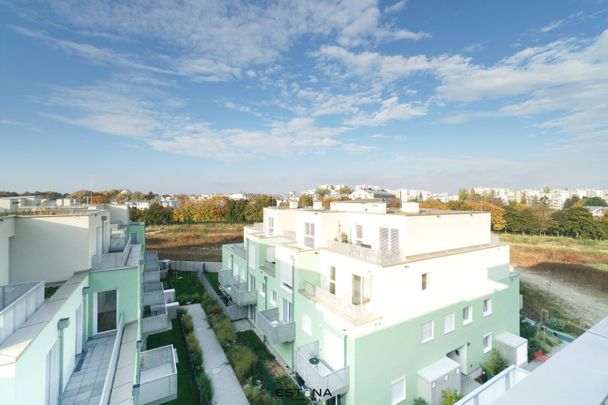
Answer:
[229,282,257,306]
[219,269,238,288]
[299,282,382,326]
[227,243,246,259]
[295,341,349,398]
[0,281,44,344]
[260,261,276,277]
[142,282,171,334]
[258,308,295,344]
[92,237,132,269]
[139,345,178,404]
[326,240,405,267]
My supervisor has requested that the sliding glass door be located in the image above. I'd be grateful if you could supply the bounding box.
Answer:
[95,290,117,334]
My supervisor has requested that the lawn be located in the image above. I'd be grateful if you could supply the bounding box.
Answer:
[497,233,608,270]
[167,270,204,304]
[203,271,222,296]
[146,223,245,261]
[147,319,198,405]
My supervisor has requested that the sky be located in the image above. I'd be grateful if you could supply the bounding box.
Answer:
[1,0,607,194]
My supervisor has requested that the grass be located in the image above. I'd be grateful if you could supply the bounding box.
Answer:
[146,223,245,261]
[147,319,198,405]
[497,233,608,270]
[168,270,204,304]
[203,271,222,296]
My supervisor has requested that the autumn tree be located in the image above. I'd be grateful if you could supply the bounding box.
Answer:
[142,202,172,225]
[245,195,276,222]
[298,194,313,208]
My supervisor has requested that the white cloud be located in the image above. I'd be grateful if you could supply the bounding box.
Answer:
[540,19,564,33]
[385,0,407,13]
[346,97,425,126]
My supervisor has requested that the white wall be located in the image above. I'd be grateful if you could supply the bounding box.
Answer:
[0,217,15,284]
[9,214,102,283]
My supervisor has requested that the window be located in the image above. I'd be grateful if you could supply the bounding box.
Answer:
[248,242,257,269]
[379,227,400,252]
[271,290,277,305]
[260,278,266,297]
[421,273,429,291]
[483,332,492,353]
[280,259,293,290]
[95,290,117,334]
[249,274,257,293]
[329,266,336,295]
[304,222,315,248]
[301,313,312,336]
[421,320,434,343]
[444,313,455,334]
[267,216,274,235]
[355,224,363,241]
[281,298,292,323]
[352,274,371,305]
[391,376,406,405]
[483,299,492,316]
[463,305,473,325]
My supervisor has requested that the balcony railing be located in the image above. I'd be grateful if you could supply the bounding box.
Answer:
[229,282,257,306]
[219,269,238,288]
[142,305,170,334]
[0,281,44,344]
[139,345,178,404]
[92,237,132,269]
[282,230,296,241]
[326,240,405,267]
[227,243,246,259]
[295,341,349,398]
[260,261,276,277]
[299,282,382,326]
[100,313,124,405]
[258,308,295,344]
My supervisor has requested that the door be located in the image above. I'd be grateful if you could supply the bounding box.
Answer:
[447,344,468,374]
[280,298,292,323]
[95,290,117,334]
[351,274,371,305]
[352,274,362,305]
[75,305,83,355]
[45,340,59,405]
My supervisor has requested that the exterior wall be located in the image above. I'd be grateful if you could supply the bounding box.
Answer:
[1,274,89,405]
[127,223,146,246]
[106,204,129,225]
[9,214,102,283]
[88,266,142,337]
[0,217,15,284]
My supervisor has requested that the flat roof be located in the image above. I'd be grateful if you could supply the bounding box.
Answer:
[418,357,460,381]
[493,317,608,405]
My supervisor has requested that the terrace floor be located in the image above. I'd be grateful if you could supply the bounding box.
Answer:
[62,332,116,405]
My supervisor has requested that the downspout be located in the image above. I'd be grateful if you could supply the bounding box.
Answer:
[82,286,90,347]
[57,317,70,404]
[291,255,295,370]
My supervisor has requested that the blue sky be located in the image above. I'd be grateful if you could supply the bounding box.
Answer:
[1,0,607,194]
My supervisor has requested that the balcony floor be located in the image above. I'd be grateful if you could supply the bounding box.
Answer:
[61,332,116,405]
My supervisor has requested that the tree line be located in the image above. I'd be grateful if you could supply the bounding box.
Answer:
[129,195,277,225]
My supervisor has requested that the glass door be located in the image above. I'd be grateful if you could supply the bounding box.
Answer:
[95,290,117,334]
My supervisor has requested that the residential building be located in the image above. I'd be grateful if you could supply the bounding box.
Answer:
[221,201,524,405]
[350,187,396,200]
[0,205,177,405]
[399,189,433,202]
[585,206,607,217]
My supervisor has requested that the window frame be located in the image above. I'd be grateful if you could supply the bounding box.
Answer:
[421,320,434,343]
[483,332,493,353]
[483,298,492,316]
[390,376,407,405]
[462,305,473,325]
[444,312,455,334]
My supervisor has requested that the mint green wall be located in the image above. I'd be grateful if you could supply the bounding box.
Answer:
[88,266,142,337]
[127,223,145,246]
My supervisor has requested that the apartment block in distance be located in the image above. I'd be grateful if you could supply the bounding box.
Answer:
[220,200,526,405]
[0,203,178,405]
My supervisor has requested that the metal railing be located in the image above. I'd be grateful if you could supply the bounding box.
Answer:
[299,282,382,326]
[326,240,405,267]
[219,269,238,288]
[260,261,276,277]
[456,365,530,405]
[142,282,170,334]
[92,237,133,269]
[230,282,257,306]
[258,308,295,344]
[0,281,45,344]
[100,313,124,405]
[227,243,246,258]
[139,344,178,404]
[295,341,349,398]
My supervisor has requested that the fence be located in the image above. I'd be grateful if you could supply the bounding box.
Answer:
[197,270,248,321]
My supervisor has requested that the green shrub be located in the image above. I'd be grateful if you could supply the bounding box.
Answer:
[236,330,273,362]
[206,302,223,316]
[185,333,203,370]
[229,345,257,382]
[528,338,542,360]
[441,390,463,405]
[243,382,279,405]
[181,313,194,334]
[481,349,508,380]
[198,372,214,404]
[214,318,236,348]
[414,398,428,405]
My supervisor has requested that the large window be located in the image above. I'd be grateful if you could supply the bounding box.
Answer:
[281,298,293,323]
[391,376,406,405]
[267,216,274,235]
[463,305,473,325]
[95,290,117,334]
[352,274,371,305]
[329,266,336,295]
[304,222,315,248]
[280,259,293,290]
[421,320,434,343]
[444,313,455,334]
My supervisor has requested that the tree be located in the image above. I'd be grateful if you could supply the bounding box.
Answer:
[551,207,606,238]
[245,195,276,222]
[128,206,141,222]
[298,194,313,208]
[458,188,470,201]
[440,390,464,405]
[315,188,330,200]
[142,202,172,225]
[563,195,580,209]
[584,197,608,207]
[91,195,109,204]
[504,204,541,234]
[227,199,247,223]
[420,199,447,209]
[337,186,352,196]
[530,204,555,235]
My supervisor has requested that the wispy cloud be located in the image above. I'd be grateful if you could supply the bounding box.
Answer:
[540,19,564,33]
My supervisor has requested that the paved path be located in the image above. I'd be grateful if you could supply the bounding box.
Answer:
[183,304,249,405]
